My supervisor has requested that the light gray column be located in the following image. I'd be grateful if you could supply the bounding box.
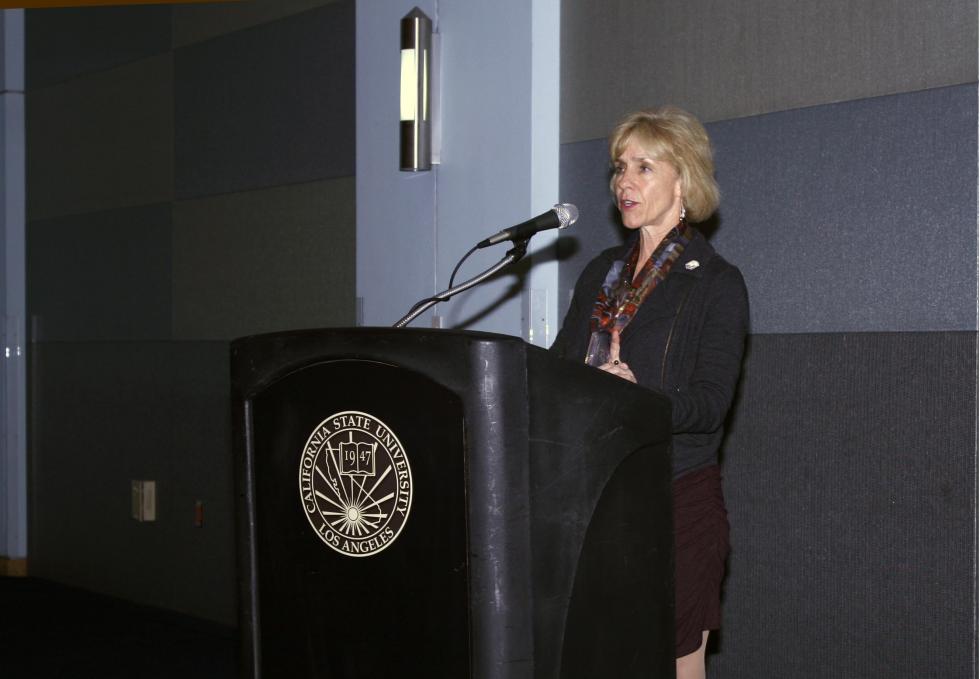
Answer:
[356,0,560,343]
[0,8,25,562]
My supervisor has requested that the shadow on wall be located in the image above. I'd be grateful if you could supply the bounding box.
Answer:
[448,235,581,330]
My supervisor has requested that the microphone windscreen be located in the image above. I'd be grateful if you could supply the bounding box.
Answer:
[554,203,579,229]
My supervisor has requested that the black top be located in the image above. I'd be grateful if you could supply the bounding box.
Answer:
[551,227,749,478]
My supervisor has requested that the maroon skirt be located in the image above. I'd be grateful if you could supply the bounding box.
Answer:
[672,464,730,658]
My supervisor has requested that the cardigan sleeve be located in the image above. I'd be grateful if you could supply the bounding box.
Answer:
[668,264,749,434]
[550,251,614,361]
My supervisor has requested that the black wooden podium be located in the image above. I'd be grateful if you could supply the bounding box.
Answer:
[231,328,674,679]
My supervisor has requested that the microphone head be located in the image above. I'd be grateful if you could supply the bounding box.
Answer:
[553,203,579,229]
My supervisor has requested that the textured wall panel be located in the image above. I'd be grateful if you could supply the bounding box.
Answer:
[163,341,236,625]
[27,204,172,342]
[713,331,975,678]
[559,85,977,334]
[29,340,236,625]
[172,0,342,47]
[26,54,173,221]
[708,85,977,333]
[561,0,978,142]
[172,178,355,340]
[26,5,171,90]
[174,0,354,199]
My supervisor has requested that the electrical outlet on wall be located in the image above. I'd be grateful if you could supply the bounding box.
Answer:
[131,480,156,522]
[523,288,550,347]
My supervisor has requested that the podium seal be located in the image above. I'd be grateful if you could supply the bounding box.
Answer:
[298,411,413,557]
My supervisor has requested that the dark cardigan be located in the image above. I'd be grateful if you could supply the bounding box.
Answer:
[551,227,749,478]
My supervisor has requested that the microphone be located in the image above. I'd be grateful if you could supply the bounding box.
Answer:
[476,203,579,248]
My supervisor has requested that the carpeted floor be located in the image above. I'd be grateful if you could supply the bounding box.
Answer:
[0,577,238,678]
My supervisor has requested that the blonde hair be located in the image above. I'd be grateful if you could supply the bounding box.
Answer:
[608,106,719,223]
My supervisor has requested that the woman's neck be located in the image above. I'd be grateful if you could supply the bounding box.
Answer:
[637,223,674,270]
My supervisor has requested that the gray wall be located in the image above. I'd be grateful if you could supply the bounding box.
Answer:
[355,0,562,341]
[561,0,977,142]
[0,9,26,565]
[26,0,355,625]
[559,0,977,677]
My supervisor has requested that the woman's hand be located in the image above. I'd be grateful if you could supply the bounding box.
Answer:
[599,329,637,383]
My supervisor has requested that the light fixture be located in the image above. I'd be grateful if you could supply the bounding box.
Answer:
[400,7,432,172]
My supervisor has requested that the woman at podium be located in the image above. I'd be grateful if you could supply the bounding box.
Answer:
[552,106,749,679]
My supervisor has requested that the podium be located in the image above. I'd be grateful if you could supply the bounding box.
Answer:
[231,328,675,678]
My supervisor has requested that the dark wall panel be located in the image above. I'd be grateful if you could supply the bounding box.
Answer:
[29,341,236,625]
[714,331,975,678]
[28,204,172,342]
[172,177,355,340]
[26,5,171,89]
[27,54,174,221]
[559,85,978,334]
[709,84,976,334]
[172,0,341,47]
[26,0,357,627]
[174,0,354,199]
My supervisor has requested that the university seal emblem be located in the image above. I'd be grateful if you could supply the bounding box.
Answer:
[298,411,413,557]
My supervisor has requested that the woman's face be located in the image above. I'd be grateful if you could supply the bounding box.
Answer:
[613,139,683,236]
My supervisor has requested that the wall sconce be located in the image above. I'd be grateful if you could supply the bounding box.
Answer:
[400,7,432,172]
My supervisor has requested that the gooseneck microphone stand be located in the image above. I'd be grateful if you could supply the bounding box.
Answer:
[393,239,530,328]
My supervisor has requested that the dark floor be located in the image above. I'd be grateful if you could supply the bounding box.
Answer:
[0,577,238,679]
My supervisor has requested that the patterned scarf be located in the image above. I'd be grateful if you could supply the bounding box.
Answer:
[584,220,693,367]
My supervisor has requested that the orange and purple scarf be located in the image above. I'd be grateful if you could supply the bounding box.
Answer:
[584,220,693,367]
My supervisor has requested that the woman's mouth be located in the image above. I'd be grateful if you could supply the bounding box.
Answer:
[620,199,638,209]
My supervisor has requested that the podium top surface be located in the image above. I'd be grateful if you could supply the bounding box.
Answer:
[232,325,520,350]
[231,325,670,415]
[232,327,529,389]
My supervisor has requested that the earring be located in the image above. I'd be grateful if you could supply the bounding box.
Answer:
[680,204,686,221]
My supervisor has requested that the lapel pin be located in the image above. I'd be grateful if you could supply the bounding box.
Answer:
[685,260,700,270]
